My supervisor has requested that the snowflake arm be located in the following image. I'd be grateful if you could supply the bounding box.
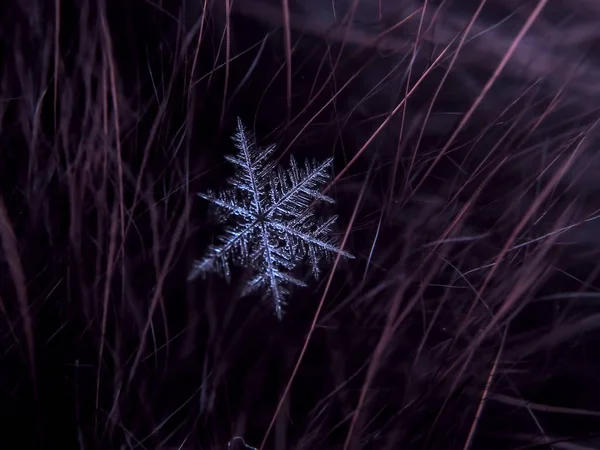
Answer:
[198,189,251,218]
[267,156,335,218]
[187,221,257,282]
[271,219,354,276]
[226,118,276,214]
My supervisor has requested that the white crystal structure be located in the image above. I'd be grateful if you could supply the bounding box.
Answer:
[188,118,354,318]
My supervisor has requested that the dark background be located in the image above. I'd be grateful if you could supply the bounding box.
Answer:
[1,0,600,448]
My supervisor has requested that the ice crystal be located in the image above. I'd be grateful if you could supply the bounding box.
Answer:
[188,118,354,319]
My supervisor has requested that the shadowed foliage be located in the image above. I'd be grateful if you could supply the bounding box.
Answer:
[1,0,600,449]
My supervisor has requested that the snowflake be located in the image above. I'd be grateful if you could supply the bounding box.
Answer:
[188,118,354,319]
